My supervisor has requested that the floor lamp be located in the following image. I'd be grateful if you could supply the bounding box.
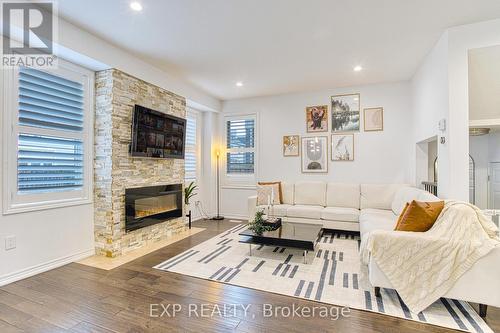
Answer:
[212,150,224,220]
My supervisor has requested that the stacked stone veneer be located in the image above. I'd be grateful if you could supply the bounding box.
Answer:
[94,69,186,257]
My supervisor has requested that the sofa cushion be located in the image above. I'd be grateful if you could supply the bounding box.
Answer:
[326,183,360,209]
[321,207,360,222]
[281,182,294,205]
[359,208,397,237]
[391,186,440,215]
[294,181,326,206]
[360,184,407,210]
[391,186,424,215]
[287,205,323,219]
[417,190,441,202]
[256,204,291,217]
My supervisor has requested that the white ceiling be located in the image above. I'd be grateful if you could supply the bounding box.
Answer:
[58,0,500,101]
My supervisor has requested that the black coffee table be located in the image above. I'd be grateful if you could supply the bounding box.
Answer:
[239,222,323,263]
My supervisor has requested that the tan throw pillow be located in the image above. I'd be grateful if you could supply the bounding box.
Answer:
[394,200,445,232]
[257,182,282,205]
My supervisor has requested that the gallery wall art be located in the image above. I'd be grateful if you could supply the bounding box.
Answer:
[301,136,328,173]
[283,135,300,156]
[278,92,384,170]
[306,105,328,132]
[364,107,384,131]
[331,134,354,161]
[331,93,360,132]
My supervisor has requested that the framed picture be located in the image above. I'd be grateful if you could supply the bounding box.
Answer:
[283,135,300,156]
[331,93,360,132]
[364,107,384,131]
[301,136,328,173]
[306,105,328,132]
[331,134,354,161]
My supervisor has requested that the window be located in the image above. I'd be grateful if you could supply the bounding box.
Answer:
[3,61,94,213]
[184,109,198,183]
[225,115,256,181]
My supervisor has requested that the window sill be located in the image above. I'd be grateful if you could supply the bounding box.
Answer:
[3,197,93,215]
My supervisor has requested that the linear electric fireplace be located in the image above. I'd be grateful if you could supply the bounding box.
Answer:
[125,184,183,232]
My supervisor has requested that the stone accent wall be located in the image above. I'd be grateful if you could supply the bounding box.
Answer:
[94,69,186,257]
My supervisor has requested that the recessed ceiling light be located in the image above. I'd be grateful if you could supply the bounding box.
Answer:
[236,81,243,87]
[130,1,143,11]
[353,65,363,72]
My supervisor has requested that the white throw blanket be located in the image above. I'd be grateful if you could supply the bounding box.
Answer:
[360,201,500,314]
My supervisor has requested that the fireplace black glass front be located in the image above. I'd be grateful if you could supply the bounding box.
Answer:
[125,184,183,232]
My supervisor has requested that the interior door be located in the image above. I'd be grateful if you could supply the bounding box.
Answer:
[490,162,500,209]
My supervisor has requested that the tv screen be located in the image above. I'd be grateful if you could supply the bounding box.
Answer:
[130,105,186,159]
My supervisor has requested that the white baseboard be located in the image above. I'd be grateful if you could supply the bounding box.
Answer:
[191,212,247,221]
[0,248,95,287]
[221,213,247,221]
[191,215,204,222]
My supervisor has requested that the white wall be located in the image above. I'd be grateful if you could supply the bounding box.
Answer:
[410,33,451,198]
[411,33,450,145]
[218,81,413,218]
[410,19,500,201]
[447,19,500,201]
[0,205,94,285]
[468,45,500,122]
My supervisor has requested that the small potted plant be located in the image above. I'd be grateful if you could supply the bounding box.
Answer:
[247,210,278,235]
[184,182,198,229]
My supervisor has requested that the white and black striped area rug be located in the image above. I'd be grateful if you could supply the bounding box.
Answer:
[154,224,492,333]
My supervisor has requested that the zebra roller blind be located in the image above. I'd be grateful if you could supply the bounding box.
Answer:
[226,118,255,174]
[17,67,84,193]
[19,67,84,131]
[184,111,197,182]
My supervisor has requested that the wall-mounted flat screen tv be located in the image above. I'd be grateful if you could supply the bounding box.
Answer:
[130,105,186,159]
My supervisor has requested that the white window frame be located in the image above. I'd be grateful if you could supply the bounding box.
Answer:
[184,108,201,184]
[222,113,258,188]
[2,59,94,214]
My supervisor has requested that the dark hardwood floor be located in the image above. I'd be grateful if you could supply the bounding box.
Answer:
[0,219,498,333]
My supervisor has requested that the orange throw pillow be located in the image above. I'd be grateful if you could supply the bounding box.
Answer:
[394,200,445,232]
[395,202,410,227]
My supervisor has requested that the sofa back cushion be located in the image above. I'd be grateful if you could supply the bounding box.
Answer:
[281,182,295,205]
[294,181,326,206]
[391,186,440,215]
[360,184,408,210]
[326,183,360,209]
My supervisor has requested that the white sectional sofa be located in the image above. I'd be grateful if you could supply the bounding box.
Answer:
[248,181,438,231]
[248,182,500,315]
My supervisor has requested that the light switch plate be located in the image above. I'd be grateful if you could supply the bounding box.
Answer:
[5,236,16,250]
[438,118,446,131]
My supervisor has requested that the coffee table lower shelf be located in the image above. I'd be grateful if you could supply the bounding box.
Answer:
[239,233,321,264]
